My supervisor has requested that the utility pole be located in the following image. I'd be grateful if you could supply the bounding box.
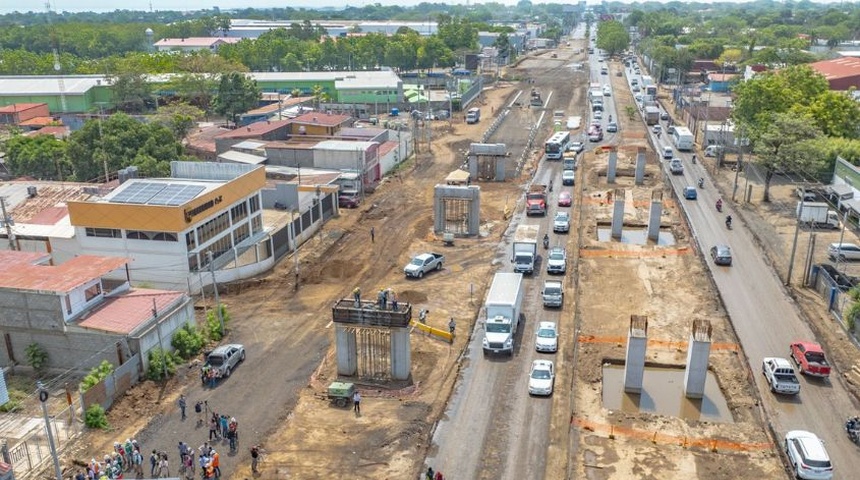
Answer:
[290,210,300,291]
[0,197,16,251]
[206,251,225,335]
[732,124,744,202]
[786,197,805,286]
[37,382,62,480]
[151,299,167,380]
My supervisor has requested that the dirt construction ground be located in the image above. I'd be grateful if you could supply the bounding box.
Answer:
[70,35,860,480]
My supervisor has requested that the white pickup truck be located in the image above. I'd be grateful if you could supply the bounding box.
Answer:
[762,357,801,395]
[404,253,444,278]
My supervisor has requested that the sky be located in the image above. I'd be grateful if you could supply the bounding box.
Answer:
[2,0,844,15]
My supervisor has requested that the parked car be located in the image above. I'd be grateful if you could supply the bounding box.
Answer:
[558,191,572,207]
[528,360,555,396]
[784,430,833,480]
[535,321,559,353]
[710,245,732,265]
[790,341,831,377]
[546,247,567,274]
[593,110,603,120]
[632,85,641,92]
[205,344,246,379]
[553,211,570,233]
[606,122,618,132]
[660,111,669,121]
[338,191,361,208]
[828,242,860,261]
[652,125,662,134]
[669,159,684,175]
[569,141,584,153]
[562,170,576,186]
[683,186,698,200]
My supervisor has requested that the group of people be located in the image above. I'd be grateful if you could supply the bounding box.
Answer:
[200,364,221,388]
[78,439,146,479]
[204,409,240,453]
[376,287,399,310]
[425,467,445,480]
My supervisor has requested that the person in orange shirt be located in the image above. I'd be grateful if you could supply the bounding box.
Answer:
[210,450,220,478]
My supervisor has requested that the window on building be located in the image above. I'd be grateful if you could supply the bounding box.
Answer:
[196,212,230,245]
[249,195,261,213]
[84,283,102,302]
[231,202,248,223]
[233,223,250,245]
[64,295,72,314]
[85,227,122,238]
[126,230,178,241]
[188,253,200,272]
[251,215,263,234]
[186,231,197,250]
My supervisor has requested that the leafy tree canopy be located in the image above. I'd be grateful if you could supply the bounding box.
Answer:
[3,134,70,180]
[65,113,187,182]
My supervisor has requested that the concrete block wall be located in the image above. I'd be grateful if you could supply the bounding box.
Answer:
[0,328,122,370]
[0,291,64,331]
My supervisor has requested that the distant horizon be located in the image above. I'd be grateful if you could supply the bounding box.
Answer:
[1,0,848,15]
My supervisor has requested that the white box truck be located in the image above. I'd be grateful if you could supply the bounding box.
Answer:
[482,272,525,356]
[672,126,694,151]
[466,107,481,124]
[796,202,840,229]
[512,224,540,274]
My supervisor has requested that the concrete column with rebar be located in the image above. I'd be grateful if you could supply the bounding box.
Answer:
[647,190,663,241]
[607,147,618,183]
[611,188,626,239]
[623,315,648,393]
[635,147,647,185]
[684,319,712,399]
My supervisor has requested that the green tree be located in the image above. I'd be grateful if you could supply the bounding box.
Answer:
[436,15,477,51]
[154,103,205,142]
[4,135,69,180]
[110,71,152,113]
[213,72,261,127]
[753,112,824,202]
[65,113,184,181]
[596,20,630,56]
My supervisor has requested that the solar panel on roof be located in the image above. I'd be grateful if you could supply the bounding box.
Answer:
[126,183,167,204]
[149,184,205,206]
[110,182,148,203]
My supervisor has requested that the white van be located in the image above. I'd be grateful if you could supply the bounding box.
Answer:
[662,146,673,159]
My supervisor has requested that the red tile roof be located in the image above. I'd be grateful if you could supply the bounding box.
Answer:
[19,116,56,127]
[0,103,47,113]
[27,205,69,225]
[809,57,860,81]
[0,252,128,293]
[77,288,185,334]
[215,120,292,139]
[186,125,230,153]
[291,112,353,127]
[25,126,69,139]
[378,140,397,157]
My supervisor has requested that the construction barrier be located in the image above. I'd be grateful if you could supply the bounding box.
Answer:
[411,320,453,343]
[579,247,690,258]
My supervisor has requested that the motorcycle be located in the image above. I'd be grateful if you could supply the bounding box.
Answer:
[846,417,860,444]
[692,154,697,164]
[725,215,733,230]
[716,200,723,213]
[697,178,704,189]
[543,235,549,250]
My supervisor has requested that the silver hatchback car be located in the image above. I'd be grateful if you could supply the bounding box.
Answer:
[828,243,860,261]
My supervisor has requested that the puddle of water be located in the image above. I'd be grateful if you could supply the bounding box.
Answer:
[597,228,676,246]
[601,364,734,423]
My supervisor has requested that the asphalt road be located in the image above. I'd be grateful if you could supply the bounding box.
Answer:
[426,28,589,480]
[664,120,860,479]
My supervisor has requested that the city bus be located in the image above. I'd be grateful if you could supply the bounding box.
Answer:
[545,131,571,160]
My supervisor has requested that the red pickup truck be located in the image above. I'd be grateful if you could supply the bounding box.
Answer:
[790,341,831,377]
